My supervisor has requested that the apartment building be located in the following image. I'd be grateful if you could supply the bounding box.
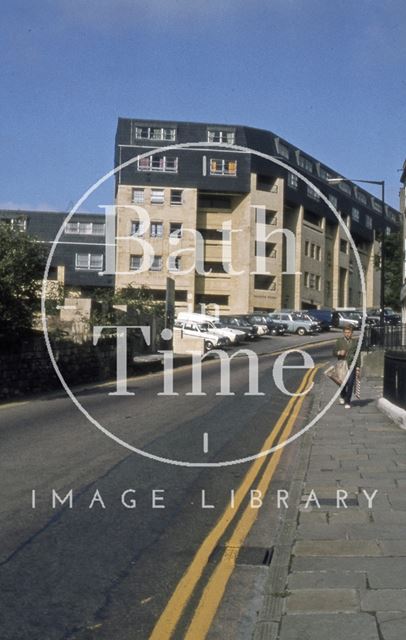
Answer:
[114,119,401,314]
[0,209,114,293]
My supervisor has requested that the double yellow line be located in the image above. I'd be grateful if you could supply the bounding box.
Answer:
[149,364,320,640]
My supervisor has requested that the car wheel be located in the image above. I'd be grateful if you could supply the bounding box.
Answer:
[296,327,306,336]
[205,340,214,350]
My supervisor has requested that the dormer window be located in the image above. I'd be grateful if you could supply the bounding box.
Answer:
[297,155,313,173]
[135,126,176,141]
[207,129,235,144]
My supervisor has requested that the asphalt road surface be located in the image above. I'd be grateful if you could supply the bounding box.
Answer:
[0,334,336,639]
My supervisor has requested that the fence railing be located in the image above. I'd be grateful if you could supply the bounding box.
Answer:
[383,350,406,410]
[362,324,406,351]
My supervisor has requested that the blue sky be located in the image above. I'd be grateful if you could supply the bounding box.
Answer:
[1,0,405,211]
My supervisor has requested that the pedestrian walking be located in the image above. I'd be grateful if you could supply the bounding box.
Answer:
[333,324,361,409]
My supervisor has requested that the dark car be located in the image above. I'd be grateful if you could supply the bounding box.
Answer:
[219,316,258,340]
[243,313,286,336]
[307,309,332,331]
[367,308,401,326]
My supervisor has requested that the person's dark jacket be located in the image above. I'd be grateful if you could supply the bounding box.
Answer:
[333,336,361,368]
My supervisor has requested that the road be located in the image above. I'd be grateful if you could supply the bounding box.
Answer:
[0,333,336,639]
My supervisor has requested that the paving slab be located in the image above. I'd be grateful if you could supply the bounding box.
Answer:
[361,589,406,611]
[285,588,359,613]
[279,613,380,640]
[379,540,406,556]
[376,612,406,640]
[288,571,367,590]
[294,539,382,557]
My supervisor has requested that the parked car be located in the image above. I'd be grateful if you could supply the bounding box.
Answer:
[176,312,245,344]
[174,320,227,350]
[237,314,269,336]
[244,314,285,336]
[367,307,401,326]
[294,312,322,332]
[219,316,258,340]
[331,309,361,330]
[268,312,319,335]
[306,309,332,331]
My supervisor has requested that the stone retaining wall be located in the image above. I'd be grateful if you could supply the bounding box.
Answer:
[0,330,154,400]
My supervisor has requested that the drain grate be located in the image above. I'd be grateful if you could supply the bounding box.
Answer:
[208,545,274,566]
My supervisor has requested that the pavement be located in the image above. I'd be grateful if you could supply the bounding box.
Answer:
[218,372,406,640]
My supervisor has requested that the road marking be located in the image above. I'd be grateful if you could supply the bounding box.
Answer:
[0,400,28,411]
[148,366,316,640]
[203,432,209,454]
[184,365,321,640]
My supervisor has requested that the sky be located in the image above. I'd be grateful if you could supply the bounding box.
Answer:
[0,0,405,212]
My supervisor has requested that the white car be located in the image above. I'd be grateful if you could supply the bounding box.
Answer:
[176,312,244,345]
[174,320,227,350]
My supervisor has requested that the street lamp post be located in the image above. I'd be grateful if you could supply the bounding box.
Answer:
[327,178,386,329]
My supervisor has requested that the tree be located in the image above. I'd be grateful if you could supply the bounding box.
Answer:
[383,231,403,310]
[90,284,165,327]
[0,223,47,336]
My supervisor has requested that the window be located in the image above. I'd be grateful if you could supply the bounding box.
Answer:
[275,140,290,159]
[131,220,146,236]
[338,181,352,195]
[351,207,360,222]
[92,223,105,235]
[386,226,391,236]
[309,273,316,289]
[254,275,276,291]
[168,256,181,271]
[75,253,103,270]
[132,188,144,204]
[372,199,383,213]
[288,173,298,189]
[150,222,163,238]
[365,215,373,229]
[170,189,183,205]
[169,222,183,238]
[198,193,232,209]
[316,246,321,261]
[340,239,348,254]
[151,189,165,204]
[207,129,235,144]
[209,159,237,176]
[150,256,163,271]
[355,190,368,205]
[65,221,105,235]
[1,216,28,231]
[298,156,313,173]
[135,126,176,141]
[130,255,142,270]
[304,272,309,287]
[195,294,230,306]
[303,210,322,227]
[319,167,333,180]
[65,222,79,234]
[204,261,228,273]
[197,228,223,241]
[328,194,338,208]
[307,185,320,201]
[257,174,278,192]
[304,241,310,257]
[137,156,178,173]
[311,243,316,259]
[316,275,321,291]
[79,222,92,234]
